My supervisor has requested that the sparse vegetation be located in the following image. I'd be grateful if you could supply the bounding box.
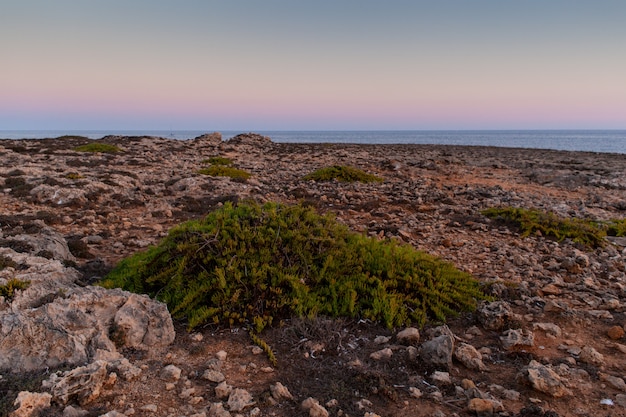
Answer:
[198,165,251,180]
[65,172,83,180]
[203,156,233,166]
[101,201,485,333]
[0,278,30,301]
[482,207,626,248]
[0,255,17,271]
[73,143,122,153]
[303,165,383,183]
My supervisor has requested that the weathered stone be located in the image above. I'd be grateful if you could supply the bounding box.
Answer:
[215,381,233,399]
[227,388,254,412]
[396,327,420,344]
[533,322,562,338]
[44,360,109,405]
[270,382,294,401]
[454,342,487,371]
[467,398,494,415]
[203,369,226,383]
[579,346,605,366]
[477,301,515,331]
[608,326,625,340]
[419,326,455,368]
[11,391,52,417]
[500,329,535,350]
[431,371,451,385]
[301,397,329,417]
[208,402,231,417]
[62,405,89,417]
[517,360,572,397]
[599,373,626,391]
[369,347,393,361]
[160,364,181,381]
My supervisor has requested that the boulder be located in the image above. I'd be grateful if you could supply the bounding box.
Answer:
[43,360,109,405]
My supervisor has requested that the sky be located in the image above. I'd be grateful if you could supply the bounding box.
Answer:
[1,1,626,131]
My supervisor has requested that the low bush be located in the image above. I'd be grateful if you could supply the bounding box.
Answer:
[482,207,625,248]
[73,143,122,153]
[101,201,485,332]
[198,165,251,180]
[0,278,30,301]
[203,156,233,166]
[304,165,383,183]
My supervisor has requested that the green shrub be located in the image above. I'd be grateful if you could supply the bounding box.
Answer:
[303,166,383,183]
[198,165,251,180]
[203,156,233,166]
[0,278,30,301]
[482,207,626,248]
[101,201,485,332]
[73,143,122,153]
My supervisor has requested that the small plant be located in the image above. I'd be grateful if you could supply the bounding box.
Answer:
[101,201,486,333]
[482,207,626,248]
[73,143,122,153]
[65,172,83,180]
[198,165,251,180]
[303,165,383,183]
[0,255,17,271]
[203,156,233,166]
[0,278,30,301]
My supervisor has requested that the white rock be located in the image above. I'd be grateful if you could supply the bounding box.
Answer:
[11,391,52,417]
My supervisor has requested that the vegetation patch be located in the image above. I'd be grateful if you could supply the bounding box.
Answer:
[303,165,383,183]
[0,278,30,301]
[65,172,84,180]
[482,207,626,248]
[203,156,233,166]
[73,143,122,153]
[101,201,485,332]
[0,255,17,271]
[198,165,251,180]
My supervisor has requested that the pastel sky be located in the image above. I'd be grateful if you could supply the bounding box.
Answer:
[2,1,626,130]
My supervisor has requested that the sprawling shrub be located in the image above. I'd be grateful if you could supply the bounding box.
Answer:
[73,143,122,153]
[482,207,626,248]
[303,166,383,183]
[101,201,485,331]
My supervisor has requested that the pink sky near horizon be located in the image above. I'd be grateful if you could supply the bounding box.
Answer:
[2,1,626,130]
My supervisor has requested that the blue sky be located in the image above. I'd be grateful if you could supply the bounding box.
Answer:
[1,1,626,130]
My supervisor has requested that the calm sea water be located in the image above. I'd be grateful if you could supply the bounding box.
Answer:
[1,130,625,154]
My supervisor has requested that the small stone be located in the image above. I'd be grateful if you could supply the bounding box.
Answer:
[270,382,294,401]
[608,326,625,340]
[63,405,89,417]
[500,329,535,350]
[203,370,226,383]
[215,381,233,399]
[461,379,476,390]
[454,342,487,371]
[215,350,228,361]
[160,365,181,381]
[408,387,423,398]
[356,398,373,410]
[12,391,52,417]
[208,402,231,417]
[165,383,175,391]
[431,371,451,385]
[579,346,605,366]
[468,398,494,415]
[396,327,420,344]
[140,404,158,412]
[374,335,391,344]
[227,388,254,412]
[517,360,572,397]
[301,397,329,417]
[369,348,393,361]
[599,373,626,391]
[533,323,562,338]
[190,333,204,342]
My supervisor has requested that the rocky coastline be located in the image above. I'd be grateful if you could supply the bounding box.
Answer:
[1,133,625,417]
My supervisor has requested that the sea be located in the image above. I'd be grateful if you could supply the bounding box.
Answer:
[1,130,625,154]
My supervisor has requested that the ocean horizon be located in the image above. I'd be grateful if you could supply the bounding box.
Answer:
[1,129,625,154]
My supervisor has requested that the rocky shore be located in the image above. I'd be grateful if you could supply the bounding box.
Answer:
[1,133,625,417]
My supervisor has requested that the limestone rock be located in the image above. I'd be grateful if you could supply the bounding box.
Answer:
[467,398,494,415]
[532,322,562,338]
[208,402,231,417]
[396,327,420,344]
[227,388,254,412]
[500,329,535,350]
[477,301,516,331]
[607,325,625,340]
[454,342,487,371]
[160,364,182,381]
[419,326,455,368]
[215,381,233,399]
[369,347,393,361]
[579,346,605,366]
[301,397,329,417]
[0,286,174,373]
[517,360,572,397]
[11,391,52,417]
[44,360,109,405]
[270,382,294,401]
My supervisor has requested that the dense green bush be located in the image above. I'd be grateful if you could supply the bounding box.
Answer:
[198,165,251,180]
[73,143,122,153]
[101,201,485,331]
[482,207,626,248]
[303,166,383,183]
